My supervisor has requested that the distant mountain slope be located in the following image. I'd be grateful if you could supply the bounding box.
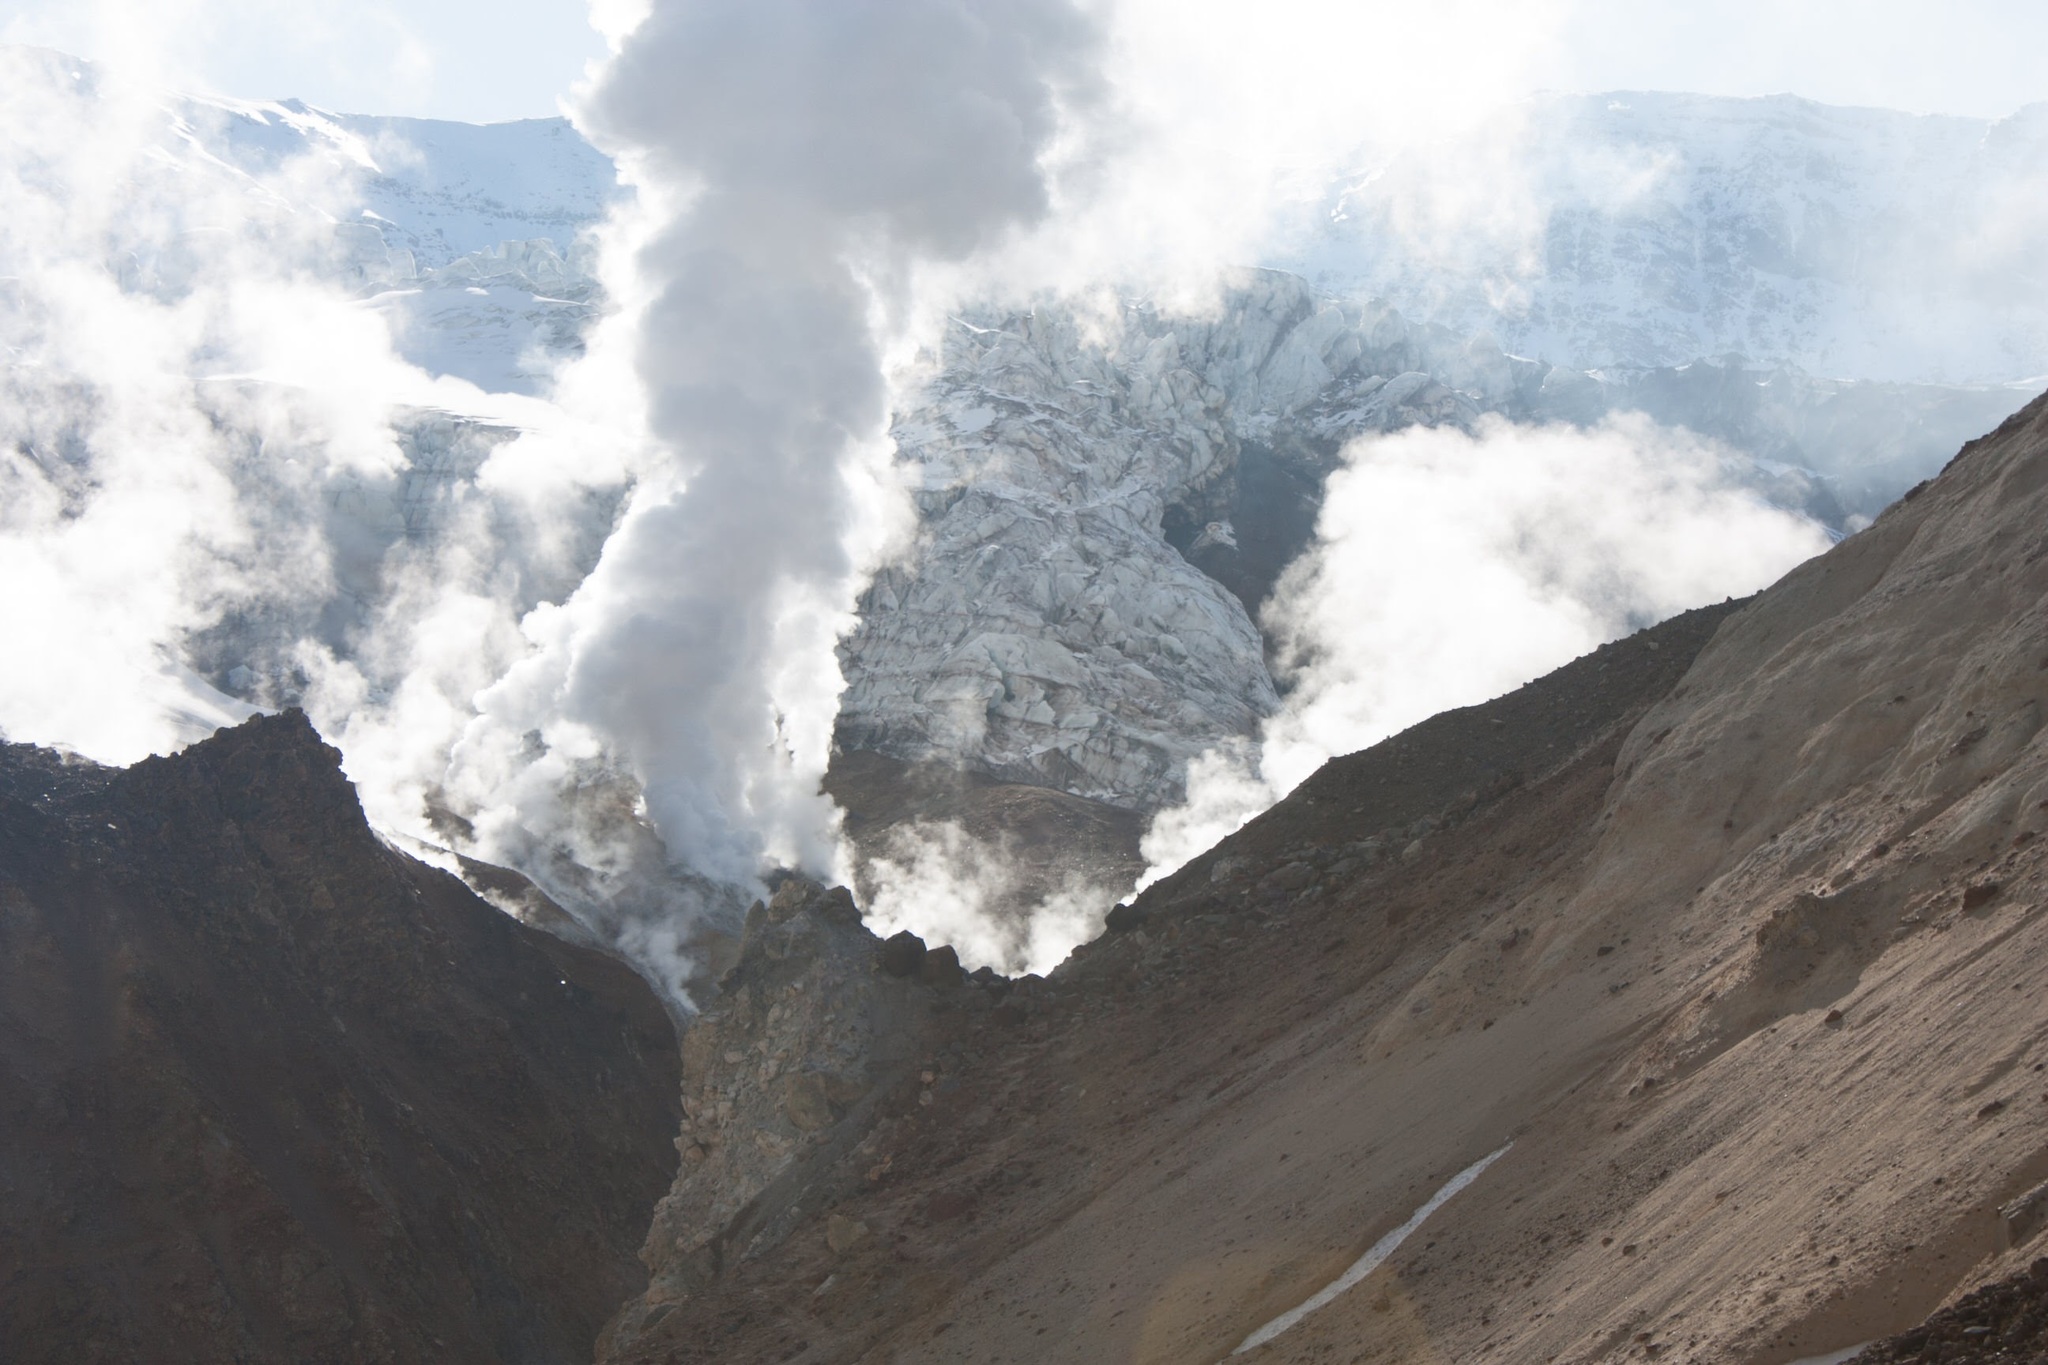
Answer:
[310,110,617,269]
[1270,92,2048,382]
[166,87,617,269]
[177,77,620,392]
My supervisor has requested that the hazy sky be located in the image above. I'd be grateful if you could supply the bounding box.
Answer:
[1,0,2045,125]
[0,0,610,122]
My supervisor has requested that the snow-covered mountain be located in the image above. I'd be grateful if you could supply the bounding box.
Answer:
[13,47,618,397]
[1267,92,2048,383]
[0,49,610,263]
[144,71,2048,407]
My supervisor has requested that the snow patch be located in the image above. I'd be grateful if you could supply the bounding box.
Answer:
[1233,1143,1514,1355]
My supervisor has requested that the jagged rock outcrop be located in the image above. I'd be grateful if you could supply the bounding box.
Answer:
[604,877,1024,1358]
[838,301,1275,807]
[1855,1256,2048,1364]
[0,710,681,1364]
[597,395,2048,1364]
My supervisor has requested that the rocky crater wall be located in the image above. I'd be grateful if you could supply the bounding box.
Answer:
[0,711,682,1365]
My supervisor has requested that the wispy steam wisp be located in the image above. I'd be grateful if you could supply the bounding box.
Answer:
[0,46,686,988]
[857,820,1106,976]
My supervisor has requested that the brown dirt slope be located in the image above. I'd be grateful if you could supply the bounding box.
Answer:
[602,390,2048,1365]
[0,711,682,1364]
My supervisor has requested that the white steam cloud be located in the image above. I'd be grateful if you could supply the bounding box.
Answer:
[0,11,1122,999]
[437,1,1105,902]
[1138,414,1834,885]
[943,0,1577,311]
[0,48,426,764]
[0,45,689,990]
[857,821,1105,977]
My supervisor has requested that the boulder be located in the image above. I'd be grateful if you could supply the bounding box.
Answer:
[880,930,928,977]
[785,1074,834,1132]
[1258,861,1315,895]
[826,1214,871,1255]
[1104,902,1151,934]
[920,943,966,987]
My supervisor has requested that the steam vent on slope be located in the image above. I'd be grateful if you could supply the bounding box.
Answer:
[7,402,2048,1365]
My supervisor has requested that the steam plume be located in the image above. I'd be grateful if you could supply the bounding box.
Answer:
[449,1,1105,899]
[4,4,2019,999]
[1138,414,1834,884]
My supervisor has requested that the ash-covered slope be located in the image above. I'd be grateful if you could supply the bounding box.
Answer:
[598,393,2048,1364]
[0,711,680,1364]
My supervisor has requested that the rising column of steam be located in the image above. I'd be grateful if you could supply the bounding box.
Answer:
[455,1,1104,907]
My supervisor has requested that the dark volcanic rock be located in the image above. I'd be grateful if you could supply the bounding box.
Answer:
[1103,901,1150,934]
[880,928,928,977]
[610,877,943,1359]
[919,943,965,987]
[1856,1258,2048,1365]
[0,711,681,1365]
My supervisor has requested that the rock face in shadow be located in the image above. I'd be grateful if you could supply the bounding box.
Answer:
[0,711,681,1364]
[602,877,1019,1361]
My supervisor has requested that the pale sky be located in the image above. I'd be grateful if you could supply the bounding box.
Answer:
[0,0,2044,125]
